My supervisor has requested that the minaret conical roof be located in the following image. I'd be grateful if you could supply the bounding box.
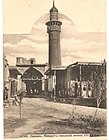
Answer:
[50,0,58,12]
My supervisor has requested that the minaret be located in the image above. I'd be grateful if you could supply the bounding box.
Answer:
[46,0,62,68]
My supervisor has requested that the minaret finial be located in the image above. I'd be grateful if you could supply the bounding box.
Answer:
[53,0,55,7]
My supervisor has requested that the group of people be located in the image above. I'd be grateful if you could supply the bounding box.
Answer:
[57,81,92,99]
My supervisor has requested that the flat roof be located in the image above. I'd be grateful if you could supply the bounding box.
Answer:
[9,66,22,75]
[67,61,103,68]
[45,66,66,75]
[51,66,66,70]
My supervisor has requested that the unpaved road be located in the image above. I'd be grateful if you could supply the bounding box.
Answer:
[4,98,107,138]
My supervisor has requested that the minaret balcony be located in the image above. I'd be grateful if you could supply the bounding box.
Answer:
[47,25,61,32]
[46,20,62,26]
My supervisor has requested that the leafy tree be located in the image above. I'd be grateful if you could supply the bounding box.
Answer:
[90,61,106,121]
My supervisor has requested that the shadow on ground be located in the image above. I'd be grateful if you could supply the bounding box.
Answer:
[32,113,107,137]
[4,116,27,133]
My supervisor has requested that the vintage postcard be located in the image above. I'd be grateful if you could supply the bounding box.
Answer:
[3,0,107,140]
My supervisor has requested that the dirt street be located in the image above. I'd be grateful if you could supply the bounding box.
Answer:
[4,98,106,138]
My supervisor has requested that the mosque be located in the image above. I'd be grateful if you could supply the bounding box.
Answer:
[4,1,106,105]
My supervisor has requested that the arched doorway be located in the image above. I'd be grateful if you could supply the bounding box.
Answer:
[21,67,44,96]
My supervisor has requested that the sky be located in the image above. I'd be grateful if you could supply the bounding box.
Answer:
[3,0,106,66]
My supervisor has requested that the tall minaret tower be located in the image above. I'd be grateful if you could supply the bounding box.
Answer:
[46,0,62,68]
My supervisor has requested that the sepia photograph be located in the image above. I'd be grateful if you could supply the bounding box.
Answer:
[3,0,107,139]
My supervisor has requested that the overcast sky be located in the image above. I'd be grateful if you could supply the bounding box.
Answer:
[3,0,106,66]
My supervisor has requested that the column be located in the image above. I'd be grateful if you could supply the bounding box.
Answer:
[68,67,70,96]
[79,65,82,96]
[53,70,56,101]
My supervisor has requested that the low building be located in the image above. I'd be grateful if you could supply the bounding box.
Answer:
[45,66,66,100]
[45,61,106,102]
[3,57,22,102]
[9,66,22,97]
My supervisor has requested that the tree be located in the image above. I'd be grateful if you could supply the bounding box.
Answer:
[90,61,106,121]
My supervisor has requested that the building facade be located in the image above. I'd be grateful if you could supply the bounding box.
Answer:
[16,57,47,97]
[3,56,10,101]
[3,56,22,102]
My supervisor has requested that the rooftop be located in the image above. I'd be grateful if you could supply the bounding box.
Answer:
[67,61,103,68]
